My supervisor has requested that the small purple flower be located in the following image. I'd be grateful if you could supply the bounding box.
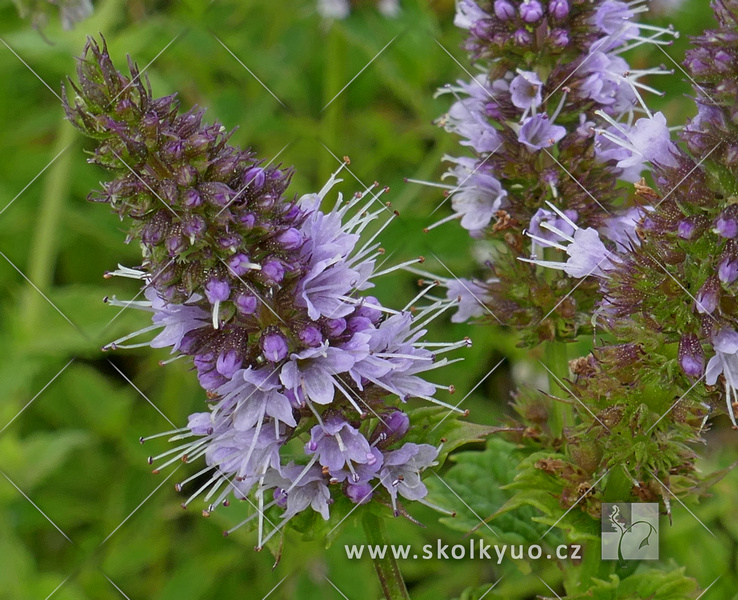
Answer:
[260,259,286,285]
[519,0,543,23]
[528,207,578,248]
[509,70,543,111]
[548,0,568,19]
[715,206,738,239]
[261,331,289,362]
[345,482,374,504]
[518,114,566,151]
[227,253,258,277]
[216,349,243,378]
[706,328,738,427]
[679,334,704,378]
[695,276,720,315]
[306,417,374,476]
[445,158,508,231]
[445,278,492,323]
[455,0,488,29]
[234,293,258,315]
[299,325,323,347]
[205,278,230,304]
[379,443,438,514]
[493,0,515,21]
[719,255,738,285]
[277,228,303,249]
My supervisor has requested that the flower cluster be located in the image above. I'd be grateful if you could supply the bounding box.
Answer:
[425,0,737,520]
[422,0,678,344]
[65,37,465,547]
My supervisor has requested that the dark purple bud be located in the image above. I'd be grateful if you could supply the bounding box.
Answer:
[260,259,285,285]
[218,233,242,251]
[199,182,233,207]
[227,253,256,277]
[385,411,410,438]
[234,293,258,315]
[187,131,214,153]
[678,334,704,378]
[141,220,166,245]
[197,368,227,391]
[715,206,738,238]
[205,278,230,303]
[210,153,240,179]
[283,204,301,221]
[166,234,186,256]
[348,316,373,333]
[216,349,243,378]
[677,216,703,239]
[719,255,738,285]
[182,215,207,240]
[520,0,543,22]
[276,228,303,249]
[325,318,347,337]
[239,213,257,228]
[299,325,323,347]
[548,0,568,18]
[696,276,720,314]
[261,332,289,362]
[345,483,373,505]
[178,330,201,355]
[175,165,198,187]
[273,487,288,508]
[183,188,203,208]
[493,0,515,19]
[356,297,382,323]
[242,167,266,190]
[163,139,185,161]
[550,28,569,46]
[193,352,216,372]
[514,28,533,45]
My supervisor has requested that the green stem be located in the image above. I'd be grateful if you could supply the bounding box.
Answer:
[362,513,410,600]
[320,24,346,183]
[545,340,571,437]
[20,119,76,336]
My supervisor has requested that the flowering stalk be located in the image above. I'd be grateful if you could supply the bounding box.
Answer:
[64,37,475,555]
[424,2,733,585]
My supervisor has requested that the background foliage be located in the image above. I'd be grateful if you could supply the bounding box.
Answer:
[0,0,735,598]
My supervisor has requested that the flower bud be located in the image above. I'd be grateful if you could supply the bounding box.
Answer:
[261,331,289,362]
[548,0,568,19]
[345,483,373,505]
[678,334,704,378]
[520,0,543,23]
[696,276,720,314]
[493,0,515,20]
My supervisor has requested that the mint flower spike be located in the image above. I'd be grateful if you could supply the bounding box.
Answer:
[66,37,469,546]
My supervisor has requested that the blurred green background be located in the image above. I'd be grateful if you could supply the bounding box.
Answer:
[0,0,736,598]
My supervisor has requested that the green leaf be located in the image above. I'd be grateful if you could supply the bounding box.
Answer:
[564,568,697,600]
[403,406,500,464]
[426,438,547,544]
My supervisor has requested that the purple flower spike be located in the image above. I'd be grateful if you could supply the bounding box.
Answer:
[679,334,704,378]
[519,0,543,23]
[493,0,515,20]
[518,114,566,151]
[261,331,289,363]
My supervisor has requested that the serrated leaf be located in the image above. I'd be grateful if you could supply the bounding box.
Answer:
[426,438,547,543]
[403,406,501,464]
[564,568,697,600]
